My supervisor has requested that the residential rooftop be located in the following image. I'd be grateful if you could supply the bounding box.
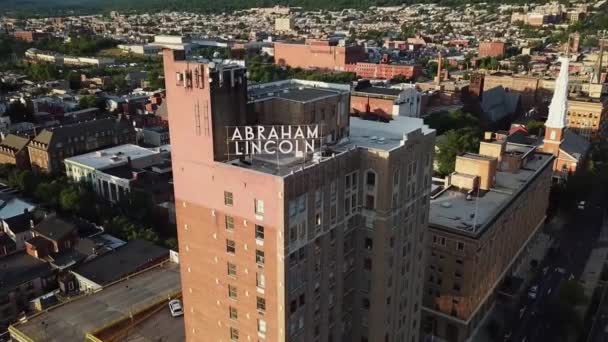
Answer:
[9,261,181,342]
[0,252,53,296]
[72,239,169,286]
[429,143,554,237]
[64,144,160,170]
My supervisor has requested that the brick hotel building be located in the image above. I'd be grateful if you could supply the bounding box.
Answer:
[163,48,436,342]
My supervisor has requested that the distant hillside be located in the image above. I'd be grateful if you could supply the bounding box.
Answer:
[1,0,535,16]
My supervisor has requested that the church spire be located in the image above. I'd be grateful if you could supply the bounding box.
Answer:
[545,56,569,129]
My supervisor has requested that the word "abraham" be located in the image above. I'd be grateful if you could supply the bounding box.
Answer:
[230,125,321,155]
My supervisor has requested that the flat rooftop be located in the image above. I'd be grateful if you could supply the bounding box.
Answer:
[352,86,402,97]
[10,262,181,342]
[99,301,185,342]
[429,147,553,236]
[227,116,433,177]
[275,87,340,103]
[64,144,159,170]
[248,79,350,103]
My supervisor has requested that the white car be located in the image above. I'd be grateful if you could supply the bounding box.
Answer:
[528,286,538,299]
[169,299,184,317]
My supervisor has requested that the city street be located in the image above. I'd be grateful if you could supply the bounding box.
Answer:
[505,186,605,342]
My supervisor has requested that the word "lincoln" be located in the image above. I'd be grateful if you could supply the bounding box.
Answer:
[230,125,321,155]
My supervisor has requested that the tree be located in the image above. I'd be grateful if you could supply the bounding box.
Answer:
[78,95,98,110]
[34,181,63,208]
[526,120,545,135]
[66,71,82,90]
[164,237,178,250]
[559,280,586,307]
[390,75,410,83]
[424,110,479,136]
[4,101,35,124]
[59,186,82,214]
[147,69,165,89]
[436,128,481,175]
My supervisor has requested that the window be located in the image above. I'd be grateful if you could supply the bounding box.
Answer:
[290,300,297,313]
[364,258,372,271]
[230,327,239,341]
[228,285,237,299]
[256,225,265,240]
[227,262,237,277]
[224,191,233,206]
[363,297,370,309]
[365,195,375,210]
[366,171,376,186]
[257,296,266,312]
[225,216,235,231]
[229,306,238,320]
[256,250,265,266]
[365,238,373,250]
[457,242,465,251]
[226,239,236,254]
[255,199,265,216]
[257,272,266,289]
[258,319,267,334]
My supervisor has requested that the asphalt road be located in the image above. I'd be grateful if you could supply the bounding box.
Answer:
[505,188,605,342]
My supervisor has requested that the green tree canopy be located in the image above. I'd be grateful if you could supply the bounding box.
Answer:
[78,95,98,110]
[436,128,481,175]
[424,110,479,136]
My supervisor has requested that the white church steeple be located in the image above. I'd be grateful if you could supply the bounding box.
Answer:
[545,56,569,130]
[543,56,570,157]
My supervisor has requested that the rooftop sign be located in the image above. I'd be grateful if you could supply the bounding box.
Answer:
[227,125,323,156]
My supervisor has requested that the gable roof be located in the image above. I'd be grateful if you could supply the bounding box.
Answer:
[33,215,77,241]
[481,86,520,122]
[30,117,134,150]
[560,129,591,161]
[0,134,31,154]
[0,252,53,295]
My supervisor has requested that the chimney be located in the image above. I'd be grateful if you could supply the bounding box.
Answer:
[436,51,443,85]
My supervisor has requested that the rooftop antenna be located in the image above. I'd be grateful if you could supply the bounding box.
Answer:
[596,30,606,84]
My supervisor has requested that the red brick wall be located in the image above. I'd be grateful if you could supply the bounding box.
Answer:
[478,42,506,57]
[274,42,365,70]
[351,95,394,117]
[345,63,421,80]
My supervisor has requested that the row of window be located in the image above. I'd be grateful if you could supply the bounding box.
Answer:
[432,235,465,251]
[228,319,266,341]
[226,240,265,265]
[225,216,265,240]
[224,191,265,216]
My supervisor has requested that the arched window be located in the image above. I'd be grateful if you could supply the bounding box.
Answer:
[366,171,376,186]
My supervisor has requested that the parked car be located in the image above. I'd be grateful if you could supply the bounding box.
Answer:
[528,285,538,299]
[169,299,184,317]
